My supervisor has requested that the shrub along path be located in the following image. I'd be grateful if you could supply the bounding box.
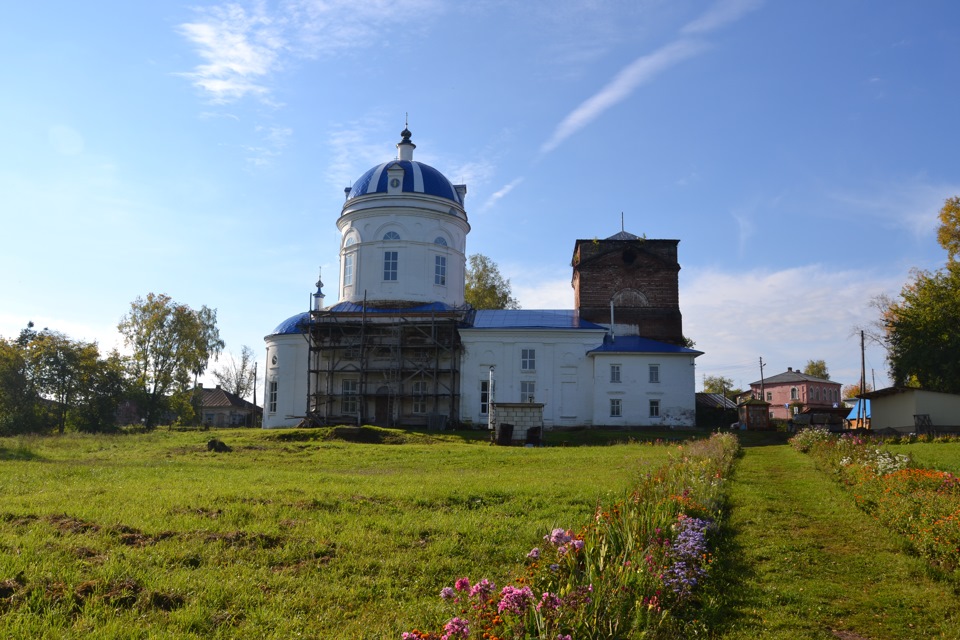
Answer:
[713,442,960,640]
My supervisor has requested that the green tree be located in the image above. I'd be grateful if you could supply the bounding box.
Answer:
[465,254,520,310]
[118,293,223,428]
[883,265,960,394]
[71,350,128,432]
[212,345,257,399]
[803,359,830,380]
[937,196,960,264]
[703,375,742,399]
[27,330,97,434]
[0,337,40,435]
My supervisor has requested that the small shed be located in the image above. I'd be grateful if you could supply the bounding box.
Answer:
[861,387,960,434]
[845,399,871,430]
[490,402,545,445]
[738,398,771,430]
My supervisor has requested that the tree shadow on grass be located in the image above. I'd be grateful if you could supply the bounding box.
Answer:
[0,445,46,461]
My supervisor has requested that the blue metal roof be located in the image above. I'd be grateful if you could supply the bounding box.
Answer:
[468,310,606,330]
[587,335,702,355]
[326,301,459,313]
[270,311,310,336]
[845,399,870,420]
[347,160,462,205]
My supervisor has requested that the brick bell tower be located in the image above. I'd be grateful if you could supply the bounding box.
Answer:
[571,231,684,345]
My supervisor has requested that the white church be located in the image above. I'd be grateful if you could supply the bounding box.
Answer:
[263,128,701,434]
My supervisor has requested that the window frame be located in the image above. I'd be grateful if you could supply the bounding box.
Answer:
[412,380,427,414]
[343,253,354,286]
[383,250,398,281]
[649,399,661,418]
[521,348,536,371]
[480,380,489,416]
[610,398,622,417]
[341,379,359,414]
[268,380,278,413]
[520,380,535,403]
[434,255,447,286]
[648,364,660,384]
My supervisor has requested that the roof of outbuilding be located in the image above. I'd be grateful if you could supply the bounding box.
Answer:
[750,370,838,386]
[587,335,702,355]
[199,386,260,411]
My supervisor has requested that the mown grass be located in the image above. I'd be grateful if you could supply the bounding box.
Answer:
[887,442,960,473]
[713,442,960,640]
[0,427,678,638]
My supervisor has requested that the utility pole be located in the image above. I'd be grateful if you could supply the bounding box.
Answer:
[759,357,766,401]
[859,330,866,426]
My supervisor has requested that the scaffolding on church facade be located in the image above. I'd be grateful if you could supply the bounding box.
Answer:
[302,304,467,429]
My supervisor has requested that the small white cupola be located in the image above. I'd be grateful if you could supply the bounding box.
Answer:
[397,127,416,161]
[313,268,325,311]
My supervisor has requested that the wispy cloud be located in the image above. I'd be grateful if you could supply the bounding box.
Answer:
[540,0,763,155]
[540,39,706,155]
[178,0,441,104]
[244,125,293,167]
[680,0,763,35]
[828,180,959,244]
[480,178,524,212]
[178,3,285,104]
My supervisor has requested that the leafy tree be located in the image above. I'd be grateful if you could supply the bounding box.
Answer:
[937,196,960,264]
[882,264,960,394]
[841,382,873,399]
[803,359,830,380]
[0,337,40,435]
[465,254,520,310]
[27,330,98,434]
[71,350,128,432]
[212,345,257,399]
[702,375,741,399]
[118,293,223,428]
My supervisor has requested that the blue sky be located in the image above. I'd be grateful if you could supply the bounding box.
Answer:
[2,0,957,396]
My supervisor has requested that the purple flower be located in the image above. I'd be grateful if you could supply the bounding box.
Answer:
[537,591,562,612]
[549,563,559,572]
[557,635,572,640]
[469,578,496,599]
[497,585,534,615]
[526,547,540,559]
[454,577,471,592]
[442,616,470,639]
[545,528,572,546]
[572,539,584,551]
[440,586,455,600]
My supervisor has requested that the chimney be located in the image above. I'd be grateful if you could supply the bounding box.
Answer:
[787,367,793,372]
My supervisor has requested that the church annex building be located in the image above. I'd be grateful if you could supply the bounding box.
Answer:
[263,129,701,431]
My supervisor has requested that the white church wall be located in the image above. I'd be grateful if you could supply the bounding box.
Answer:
[459,328,606,429]
[589,353,697,427]
[263,333,310,428]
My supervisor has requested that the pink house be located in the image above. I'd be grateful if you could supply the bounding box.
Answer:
[748,367,843,421]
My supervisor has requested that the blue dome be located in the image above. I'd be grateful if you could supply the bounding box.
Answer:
[269,311,310,336]
[347,160,462,205]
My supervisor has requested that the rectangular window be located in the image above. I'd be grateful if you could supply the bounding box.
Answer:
[341,379,359,414]
[648,364,660,383]
[520,381,535,402]
[766,392,772,402]
[649,399,660,418]
[383,251,398,281]
[434,255,446,285]
[268,380,278,413]
[344,254,354,286]
[521,348,536,371]
[610,364,621,383]
[610,398,622,417]
[412,381,426,414]
[480,380,489,415]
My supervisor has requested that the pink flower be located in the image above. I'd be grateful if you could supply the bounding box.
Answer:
[454,577,471,592]
[526,547,540,559]
[537,591,562,612]
[442,616,470,639]
[469,579,496,599]
[497,585,534,615]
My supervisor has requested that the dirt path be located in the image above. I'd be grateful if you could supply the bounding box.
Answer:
[712,443,960,640]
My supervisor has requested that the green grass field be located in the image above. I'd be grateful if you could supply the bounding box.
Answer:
[0,428,675,639]
[1,429,958,639]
